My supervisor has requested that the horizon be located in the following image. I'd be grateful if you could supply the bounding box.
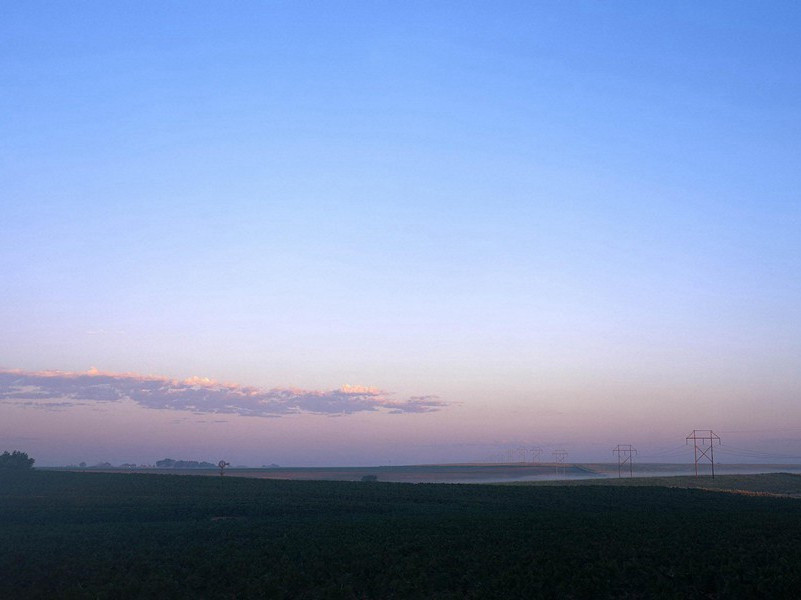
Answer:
[3,3,800,468]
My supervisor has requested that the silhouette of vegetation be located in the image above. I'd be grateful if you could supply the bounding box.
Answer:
[360,474,378,482]
[0,450,34,470]
[1,470,801,598]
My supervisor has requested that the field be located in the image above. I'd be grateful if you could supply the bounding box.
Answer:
[516,472,801,496]
[3,470,801,599]
[68,462,801,484]
[65,462,599,484]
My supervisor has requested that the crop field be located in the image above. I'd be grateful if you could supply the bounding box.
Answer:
[2,471,801,599]
[516,472,801,496]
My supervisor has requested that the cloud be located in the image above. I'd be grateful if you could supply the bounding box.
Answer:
[0,369,446,418]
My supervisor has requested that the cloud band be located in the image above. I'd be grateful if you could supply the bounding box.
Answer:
[0,369,445,417]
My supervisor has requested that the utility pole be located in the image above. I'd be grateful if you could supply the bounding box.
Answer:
[552,450,568,477]
[685,430,721,478]
[612,444,637,478]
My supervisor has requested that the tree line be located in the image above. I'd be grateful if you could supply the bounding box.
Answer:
[0,450,35,469]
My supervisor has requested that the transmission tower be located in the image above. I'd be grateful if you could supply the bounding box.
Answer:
[685,430,720,478]
[612,444,637,478]
[529,446,543,464]
[552,450,568,477]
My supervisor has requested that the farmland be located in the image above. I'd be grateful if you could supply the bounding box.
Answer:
[58,461,801,484]
[2,470,801,598]
[516,472,801,496]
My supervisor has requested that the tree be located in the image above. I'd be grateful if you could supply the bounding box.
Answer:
[0,450,35,470]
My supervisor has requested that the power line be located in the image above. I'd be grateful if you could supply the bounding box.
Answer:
[612,444,637,478]
[716,444,801,461]
[552,450,568,477]
[637,445,689,460]
[686,430,720,478]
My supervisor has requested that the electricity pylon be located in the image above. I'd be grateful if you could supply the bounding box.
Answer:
[685,430,721,478]
[529,446,543,464]
[552,450,568,477]
[612,444,637,478]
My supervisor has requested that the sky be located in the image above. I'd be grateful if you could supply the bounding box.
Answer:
[2,1,800,467]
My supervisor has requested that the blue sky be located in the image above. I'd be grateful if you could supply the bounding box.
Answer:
[2,2,800,466]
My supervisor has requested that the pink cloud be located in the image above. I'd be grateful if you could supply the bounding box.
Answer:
[0,369,446,417]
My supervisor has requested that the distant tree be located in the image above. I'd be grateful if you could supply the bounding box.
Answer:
[156,458,216,469]
[0,450,35,470]
[360,474,378,482]
[79,462,87,468]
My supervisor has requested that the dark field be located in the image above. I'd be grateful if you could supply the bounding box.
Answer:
[3,471,801,599]
[516,472,801,496]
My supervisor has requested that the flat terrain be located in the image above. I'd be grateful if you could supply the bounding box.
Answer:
[59,462,801,484]
[2,470,801,599]
[515,472,801,496]
[66,463,597,483]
